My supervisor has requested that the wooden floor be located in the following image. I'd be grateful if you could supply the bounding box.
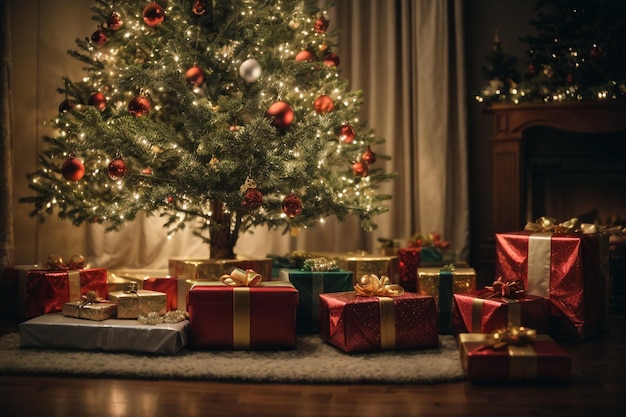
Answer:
[0,316,624,417]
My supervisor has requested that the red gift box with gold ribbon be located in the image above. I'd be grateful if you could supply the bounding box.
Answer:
[495,219,609,341]
[452,285,548,335]
[8,265,108,320]
[459,331,571,382]
[187,269,298,350]
[319,275,439,353]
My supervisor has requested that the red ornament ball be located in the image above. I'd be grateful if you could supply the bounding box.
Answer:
[128,96,151,117]
[185,65,205,87]
[339,124,355,143]
[352,160,368,177]
[107,12,122,30]
[107,159,128,180]
[62,157,85,181]
[362,145,376,164]
[314,16,329,34]
[242,188,263,210]
[323,52,340,67]
[88,92,107,111]
[527,62,536,75]
[59,99,75,114]
[192,0,206,15]
[590,45,605,59]
[266,101,294,129]
[314,95,334,114]
[295,50,316,62]
[282,193,303,218]
[566,73,575,84]
[143,3,165,27]
[91,28,108,45]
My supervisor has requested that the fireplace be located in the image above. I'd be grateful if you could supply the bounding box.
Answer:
[486,101,626,314]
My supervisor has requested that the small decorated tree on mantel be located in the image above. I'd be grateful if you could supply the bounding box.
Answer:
[20,0,394,259]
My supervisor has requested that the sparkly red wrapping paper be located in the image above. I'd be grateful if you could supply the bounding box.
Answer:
[318,291,439,353]
[459,333,572,382]
[187,282,298,350]
[13,267,108,320]
[452,290,548,335]
[495,231,608,341]
[397,247,420,293]
[143,277,178,311]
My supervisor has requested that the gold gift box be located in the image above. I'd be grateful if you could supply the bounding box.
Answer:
[303,252,399,285]
[61,300,117,321]
[417,266,476,303]
[109,289,167,319]
[169,256,273,281]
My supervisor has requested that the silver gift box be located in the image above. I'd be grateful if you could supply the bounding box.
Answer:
[19,313,188,354]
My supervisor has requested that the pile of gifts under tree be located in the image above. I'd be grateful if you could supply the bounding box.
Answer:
[2,216,621,382]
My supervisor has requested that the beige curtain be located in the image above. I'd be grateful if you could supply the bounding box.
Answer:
[8,0,468,270]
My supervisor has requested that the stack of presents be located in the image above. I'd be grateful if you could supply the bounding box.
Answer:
[0,216,616,382]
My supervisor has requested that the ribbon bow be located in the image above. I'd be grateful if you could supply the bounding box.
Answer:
[354,274,404,297]
[476,325,537,351]
[484,276,525,298]
[220,268,263,286]
[524,217,578,234]
[79,290,111,306]
[46,254,86,270]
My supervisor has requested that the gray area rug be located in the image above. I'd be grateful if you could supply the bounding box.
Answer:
[0,332,466,384]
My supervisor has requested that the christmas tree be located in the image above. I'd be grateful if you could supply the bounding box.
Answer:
[20,0,394,259]
[476,0,626,104]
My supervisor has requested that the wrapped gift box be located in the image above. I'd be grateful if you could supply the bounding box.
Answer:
[278,268,353,334]
[301,252,399,285]
[459,333,572,382]
[3,265,108,320]
[109,289,167,319]
[187,281,298,350]
[109,271,180,311]
[20,312,188,354]
[397,247,420,292]
[61,299,117,321]
[169,256,273,282]
[318,291,439,353]
[495,230,609,341]
[417,266,476,334]
[452,290,548,335]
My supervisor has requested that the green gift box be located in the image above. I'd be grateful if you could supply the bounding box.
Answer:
[278,268,353,334]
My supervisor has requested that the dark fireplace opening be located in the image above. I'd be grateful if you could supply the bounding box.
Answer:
[524,127,626,315]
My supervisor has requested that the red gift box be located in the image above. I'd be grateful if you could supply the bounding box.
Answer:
[187,281,298,350]
[397,247,420,292]
[452,290,547,335]
[459,333,572,382]
[318,291,439,353]
[8,266,108,320]
[495,231,608,341]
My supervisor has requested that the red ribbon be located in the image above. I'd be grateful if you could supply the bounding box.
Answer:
[484,276,525,298]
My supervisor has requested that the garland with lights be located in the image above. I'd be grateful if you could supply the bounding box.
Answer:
[476,0,626,105]
[20,0,395,259]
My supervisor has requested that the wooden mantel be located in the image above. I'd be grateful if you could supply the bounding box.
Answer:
[488,100,626,233]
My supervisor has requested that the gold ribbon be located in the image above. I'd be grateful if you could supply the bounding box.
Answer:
[378,297,396,350]
[354,274,404,297]
[46,254,86,270]
[220,268,262,286]
[475,325,537,351]
[524,217,578,234]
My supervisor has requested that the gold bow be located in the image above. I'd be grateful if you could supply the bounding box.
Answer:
[524,217,578,234]
[484,276,525,298]
[476,325,537,351]
[220,268,263,287]
[79,290,111,306]
[354,274,404,297]
[46,254,86,270]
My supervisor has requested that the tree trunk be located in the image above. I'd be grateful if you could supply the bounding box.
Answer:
[209,200,236,259]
